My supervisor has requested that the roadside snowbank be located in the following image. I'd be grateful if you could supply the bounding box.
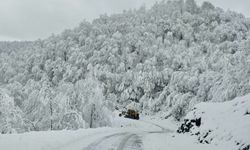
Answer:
[184,94,250,149]
[143,132,237,150]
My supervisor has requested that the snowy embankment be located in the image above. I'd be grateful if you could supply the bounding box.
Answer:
[182,94,250,150]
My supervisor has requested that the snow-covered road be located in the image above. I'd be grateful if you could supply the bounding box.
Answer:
[0,118,175,150]
[52,118,167,150]
[81,120,170,150]
[82,132,141,150]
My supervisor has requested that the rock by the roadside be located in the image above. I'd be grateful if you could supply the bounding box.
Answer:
[241,144,250,150]
[177,118,201,133]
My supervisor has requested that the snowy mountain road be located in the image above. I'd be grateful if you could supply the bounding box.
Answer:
[81,132,143,150]
[82,132,128,150]
[80,129,144,150]
[141,120,173,133]
[117,133,143,150]
[81,120,173,150]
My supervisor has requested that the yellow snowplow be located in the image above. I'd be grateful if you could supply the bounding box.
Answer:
[123,109,139,120]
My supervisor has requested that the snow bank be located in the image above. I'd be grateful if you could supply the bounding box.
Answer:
[143,132,237,150]
[185,94,250,149]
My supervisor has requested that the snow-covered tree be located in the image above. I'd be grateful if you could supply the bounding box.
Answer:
[75,76,111,128]
[0,88,24,133]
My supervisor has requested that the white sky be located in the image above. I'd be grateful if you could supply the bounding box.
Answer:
[0,0,249,41]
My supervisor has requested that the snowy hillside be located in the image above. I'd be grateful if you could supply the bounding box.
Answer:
[0,0,250,137]
[0,41,34,53]
[179,93,250,150]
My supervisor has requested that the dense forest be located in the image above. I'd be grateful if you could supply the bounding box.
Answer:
[1,0,250,134]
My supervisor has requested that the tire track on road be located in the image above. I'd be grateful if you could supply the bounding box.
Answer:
[81,120,173,150]
[51,130,115,150]
[140,120,174,133]
[82,132,128,150]
[117,134,143,150]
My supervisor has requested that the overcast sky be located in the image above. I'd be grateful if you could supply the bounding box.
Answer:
[0,0,249,41]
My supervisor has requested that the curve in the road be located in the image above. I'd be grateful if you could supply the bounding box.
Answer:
[82,132,143,150]
[82,120,173,150]
[82,132,128,150]
[140,120,174,133]
[117,133,143,150]
[52,130,114,150]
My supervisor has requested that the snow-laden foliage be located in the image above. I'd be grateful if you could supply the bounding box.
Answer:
[0,0,250,132]
[0,88,24,133]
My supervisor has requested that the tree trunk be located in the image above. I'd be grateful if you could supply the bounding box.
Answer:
[50,100,53,130]
[90,104,95,128]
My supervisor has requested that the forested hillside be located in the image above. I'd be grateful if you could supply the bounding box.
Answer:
[1,0,250,133]
[0,41,34,53]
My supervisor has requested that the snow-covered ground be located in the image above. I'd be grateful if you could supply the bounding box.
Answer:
[184,93,250,150]
[1,107,246,150]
